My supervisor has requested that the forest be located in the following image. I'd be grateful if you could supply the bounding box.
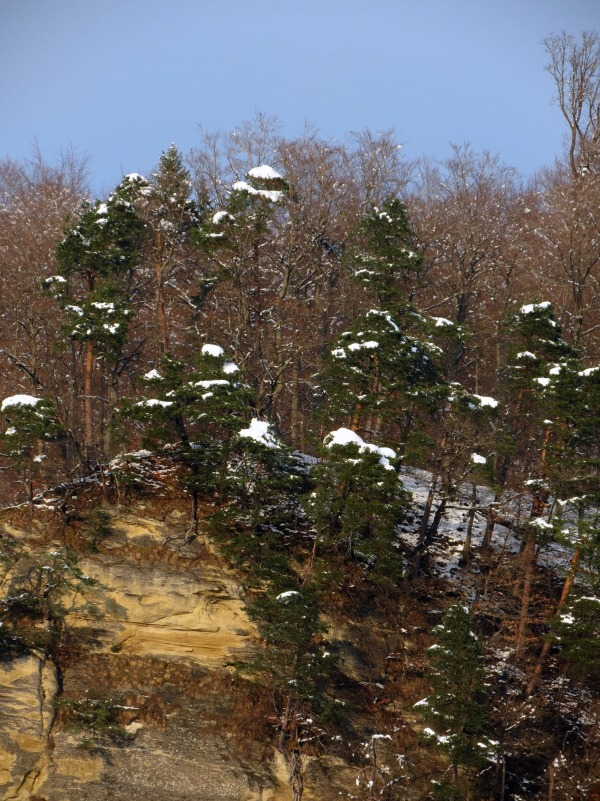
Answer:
[0,30,599,801]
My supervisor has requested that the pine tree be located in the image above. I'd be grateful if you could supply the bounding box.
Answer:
[306,427,409,589]
[346,197,424,306]
[553,594,600,685]
[209,418,308,585]
[321,308,445,451]
[0,393,62,507]
[421,603,494,799]
[494,301,581,657]
[410,383,499,578]
[121,343,251,535]
[194,164,289,414]
[135,146,201,355]
[51,178,145,463]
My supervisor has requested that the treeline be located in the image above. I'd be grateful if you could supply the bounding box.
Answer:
[0,114,599,491]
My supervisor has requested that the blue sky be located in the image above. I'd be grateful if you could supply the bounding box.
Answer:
[2,0,599,194]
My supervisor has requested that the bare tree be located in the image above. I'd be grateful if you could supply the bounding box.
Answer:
[410,143,517,377]
[543,30,600,178]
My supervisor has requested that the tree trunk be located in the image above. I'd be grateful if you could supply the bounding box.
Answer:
[409,473,439,580]
[460,483,477,564]
[156,275,170,355]
[515,526,536,659]
[154,233,170,355]
[526,502,585,694]
[103,371,119,459]
[290,358,300,450]
[84,338,95,467]
[480,453,511,552]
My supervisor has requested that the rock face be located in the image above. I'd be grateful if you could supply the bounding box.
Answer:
[0,655,58,800]
[74,556,258,666]
[0,506,291,801]
[0,501,401,801]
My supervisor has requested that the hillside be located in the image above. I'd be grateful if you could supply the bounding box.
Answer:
[1,100,600,799]
[1,451,599,801]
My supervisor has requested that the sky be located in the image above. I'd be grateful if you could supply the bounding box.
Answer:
[2,0,599,194]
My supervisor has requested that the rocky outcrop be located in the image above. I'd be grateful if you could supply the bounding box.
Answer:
[0,506,290,801]
[0,655,58,800]
[0,498,412,801]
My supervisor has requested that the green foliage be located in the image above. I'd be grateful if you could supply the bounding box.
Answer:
[321,308,445,440]
[55,182,144,283]
[347,197,423,306]
[209,422,308,585]
[554,595,600,683]
[84,507,112,551]
[60,697,135,747]
[121,345,252,496]
[50,179,145,361]
[0,547,96,657]
[149,144,199,227]
[422,604,492,773]
[1,395,62,462]
[244,586,330,698]
[306,429,409,586]
[194,165,287,268]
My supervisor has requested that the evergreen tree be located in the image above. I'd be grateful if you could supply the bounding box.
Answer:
[346,196,423,306]
[209,418,308,586]
[50,178,145,463]
[306,427,409,588]
[193,165,294,414]
[321,308,446,452]
[121,343,251,533]
[131,147,201,355]
[421,603,494,799]
[0,393,62,506]
[553,594,600,685]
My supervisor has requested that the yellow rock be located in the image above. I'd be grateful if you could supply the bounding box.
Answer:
[71,557,258,666]
[55,755,104,781]
[0,751,16,786]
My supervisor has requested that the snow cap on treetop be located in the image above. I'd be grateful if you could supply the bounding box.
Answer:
[124,173,147,183]
[519,301,552,315]
[1,395,42,412]
[238,418,280,449]
[212,211,233,225]
[472,394,499,409]
[201,344,225,358]
[325,427,397,469]
[247,165,283,181]
[276,590,302,602]
[579,366,600,377]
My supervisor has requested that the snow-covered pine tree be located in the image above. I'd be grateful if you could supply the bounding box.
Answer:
[209,418,308,586]
[409,383,499,578]
[489,300,589,658]
[346,197,424,307]
[306,427,409,589]
[527,361,600,692]
[0,393,62,507]
[194,165,290,415]
[51,178,145,464]
[552,594,600,685]
[121,343,251,535]
[321,308,445,452]
[130,147,201,355]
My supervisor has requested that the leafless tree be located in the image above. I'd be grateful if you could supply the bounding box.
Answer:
[543,30,600,178]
